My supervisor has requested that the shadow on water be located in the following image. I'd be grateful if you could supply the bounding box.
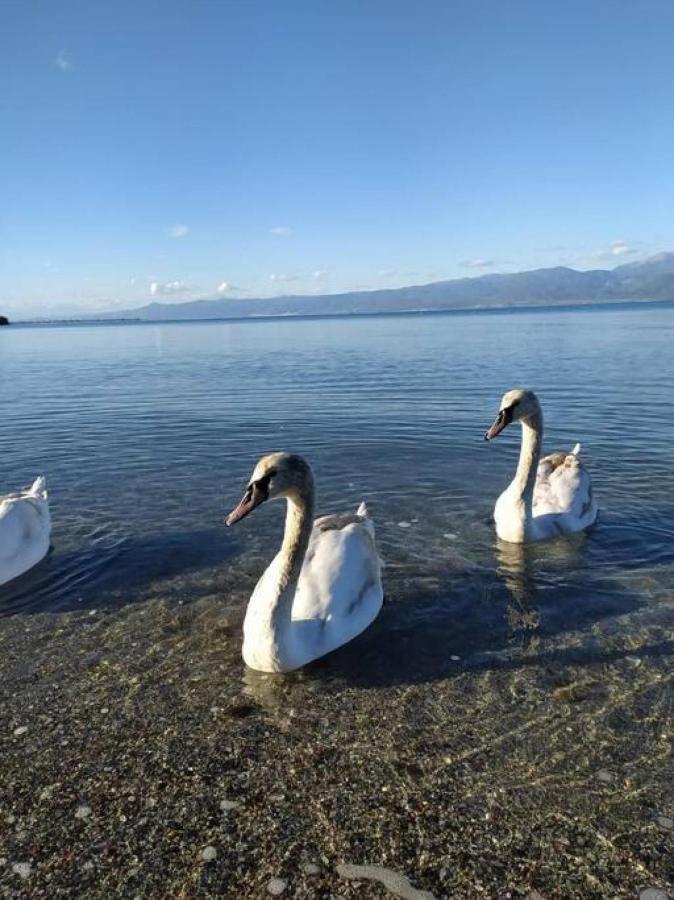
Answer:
[242,535,647,705]
[0,527,240,616]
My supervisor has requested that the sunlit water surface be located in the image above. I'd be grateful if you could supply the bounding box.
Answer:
[1,307,673,684]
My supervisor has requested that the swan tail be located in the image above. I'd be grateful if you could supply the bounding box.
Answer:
[571,443,581,457]
[356,501,377,539]
[30,476,48,499]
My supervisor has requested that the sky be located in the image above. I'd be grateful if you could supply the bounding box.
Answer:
[2,0,674,318]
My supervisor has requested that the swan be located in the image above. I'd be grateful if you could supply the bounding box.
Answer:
[484,389,597,543]
[226,452,384,673]
[0,476,51,586]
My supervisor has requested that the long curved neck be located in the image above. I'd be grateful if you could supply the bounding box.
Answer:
[269,485,315,626]
[512,413,543,518]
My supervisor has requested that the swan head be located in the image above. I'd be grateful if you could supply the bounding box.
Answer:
[484,388,541,440]
[226,452,314,525]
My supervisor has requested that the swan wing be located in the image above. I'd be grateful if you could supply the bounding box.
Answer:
[534,449,596,524]
[293,508,382,625]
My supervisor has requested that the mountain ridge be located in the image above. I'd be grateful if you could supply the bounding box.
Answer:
[87,251,674,321]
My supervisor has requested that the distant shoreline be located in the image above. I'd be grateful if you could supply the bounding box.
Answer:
[8,296,674,329]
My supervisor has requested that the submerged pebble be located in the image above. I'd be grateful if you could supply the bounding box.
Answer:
[397,521,412,528]
[336,863,435,899]
[12,862,32,879]
[639,889,669,900]
[595,768,615,783]
[267,877,287,895]
[201,846,217,862]
[13,726,28,737]
[303,862,320,875]
[655,814,673,830]
[220,799,240,812]
[75,805,91,819]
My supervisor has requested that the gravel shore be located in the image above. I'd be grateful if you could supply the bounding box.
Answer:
[1,571,673,898]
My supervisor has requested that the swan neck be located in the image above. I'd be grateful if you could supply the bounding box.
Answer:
[271,485,315,624]
[514,414,542,513]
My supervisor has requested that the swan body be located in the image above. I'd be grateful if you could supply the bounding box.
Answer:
[485,390,597,543]
[226,453,383,673]
[0,477,51,586]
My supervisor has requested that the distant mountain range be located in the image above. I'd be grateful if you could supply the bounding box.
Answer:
[98,252,674,321]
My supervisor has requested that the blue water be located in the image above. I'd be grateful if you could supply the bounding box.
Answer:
[1,306,673,677]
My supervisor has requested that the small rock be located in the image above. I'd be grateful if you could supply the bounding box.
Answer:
[75,805,92,819]
[13,726,28,737]
[397,521,412,528]
[267,878,287,895]
[336,863,435,899]
[595,769,615,783]
[444,533,458,540]
[656,815,673,830]
[220,799,240,812]
[450,655,461,661]
[12,862,32,879]
[639,889,668,900]
[304,863,321,875]
[201,846,217,862]
[82,861,95,872]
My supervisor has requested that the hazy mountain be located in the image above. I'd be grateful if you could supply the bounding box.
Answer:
[97,252,674,322]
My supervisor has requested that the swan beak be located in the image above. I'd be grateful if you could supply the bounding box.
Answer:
[226,481,268,526]
[484,407,512,441]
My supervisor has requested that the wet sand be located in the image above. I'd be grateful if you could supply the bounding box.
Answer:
[1,572,673,899]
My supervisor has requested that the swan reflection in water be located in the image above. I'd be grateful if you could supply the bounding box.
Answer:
[496,533,591,646]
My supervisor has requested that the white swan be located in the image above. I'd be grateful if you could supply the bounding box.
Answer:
[484,389,597,543]
[0,477,51,586]
[226,453,383,673]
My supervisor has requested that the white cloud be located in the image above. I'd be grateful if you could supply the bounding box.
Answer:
[168,224,189,239]
[312,270,327,280]
[609,240,634,256]
[595,240,639,262]
[269,272,301,283]
[459,259,495,269]
[270,225,292,236]
[217,281,230,294]
[149,280,188,297]
[55,50,73,72]
[378,269,396,278]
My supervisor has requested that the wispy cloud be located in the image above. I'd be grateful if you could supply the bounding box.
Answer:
[312,270,327,280]
[269,272,300,283]
[459,259,495,269]
[149,280,188,297]
[55,50,73,72]
[595,240,639,261]
[270,225,292,237]
[378,269,396,278]
[168,224,189,239]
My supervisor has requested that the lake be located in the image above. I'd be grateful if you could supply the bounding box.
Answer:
[2,306,673,647]
[1,306,673,896]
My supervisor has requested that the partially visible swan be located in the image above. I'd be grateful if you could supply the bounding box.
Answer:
[226,453,383,673]
[484,389,597,543]
[0,477,51,586]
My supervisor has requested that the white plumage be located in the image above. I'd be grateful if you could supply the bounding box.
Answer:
[486,390,597,543]
[0,476,51,586]
[226,453,383,673]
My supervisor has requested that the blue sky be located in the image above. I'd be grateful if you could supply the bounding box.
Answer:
[2,1,674,317]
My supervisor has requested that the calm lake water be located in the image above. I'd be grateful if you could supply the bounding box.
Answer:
[2,306,674,681]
